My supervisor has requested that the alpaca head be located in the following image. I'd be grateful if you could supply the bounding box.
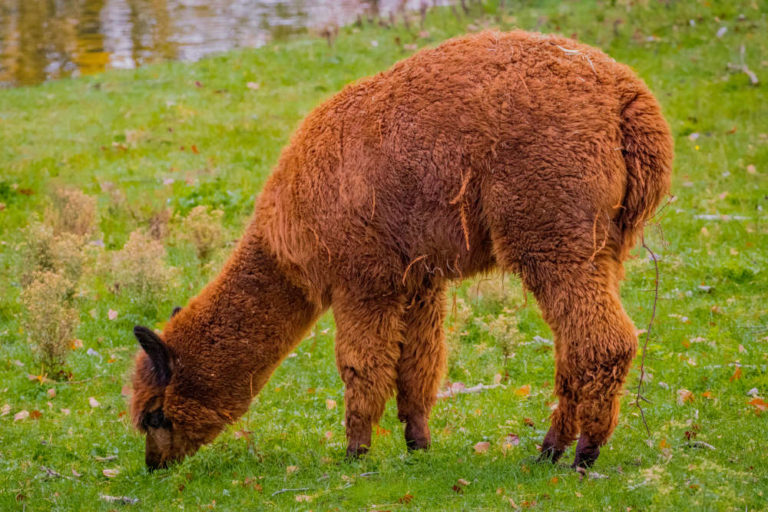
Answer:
[130,318,227,470]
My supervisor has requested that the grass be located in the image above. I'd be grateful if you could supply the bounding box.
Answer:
[1,0,767,510]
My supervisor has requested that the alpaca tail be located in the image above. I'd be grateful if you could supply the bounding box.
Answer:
[615,86,674,259]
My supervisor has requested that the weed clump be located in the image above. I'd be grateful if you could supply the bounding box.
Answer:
[445,295,472,372]
[109,230,175,301]
[477,313,521,362]
[148,208,172,240]
[20,271,79,370]
[20,222,88,289]
[179,205,225,262]
[47,187,98,237]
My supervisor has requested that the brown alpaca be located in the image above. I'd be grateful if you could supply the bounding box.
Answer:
[131,30,672,470]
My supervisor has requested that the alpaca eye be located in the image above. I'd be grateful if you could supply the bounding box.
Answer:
[144,409,170,429]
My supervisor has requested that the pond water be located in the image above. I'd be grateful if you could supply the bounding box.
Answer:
[0,0,441,88]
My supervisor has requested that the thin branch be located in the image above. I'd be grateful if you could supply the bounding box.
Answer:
[635,233,660,437]
[271,487,310,496]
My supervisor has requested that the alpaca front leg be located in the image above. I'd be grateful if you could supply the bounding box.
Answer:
[396,284,447,450]
[332,290,404,458]
[538,369,579,463]
[572,344,634,468]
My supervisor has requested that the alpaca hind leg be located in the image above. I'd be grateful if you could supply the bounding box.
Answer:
[332,289,404,458]
[521,254,636,468]
[396,284,447,450]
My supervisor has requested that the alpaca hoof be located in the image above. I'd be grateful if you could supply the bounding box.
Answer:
[537,445,565,464]
[537,428,565,463]
[572,435,600,468]
[345,444,369,460]
[404,420,431,451]
[405,437,430,451]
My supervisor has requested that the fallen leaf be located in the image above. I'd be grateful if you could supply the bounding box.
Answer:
[473,441,490,454]
[677,389,694,405]
[730,367,742,382]
[89,397,100,408]
[102,468,120,478]
[398,493,414,504]
[70,339,84,349]
[295,494,312,502]
[286,465,298,474]
[326,399,337,410]
[94,455,118,462]
[323,431,333,442]
[14,410,29,421]
[234,430,252,441]
[701,391,714,399]
[29,410,42,420]
[659,438,670,449]
[457,478,470,486]
[748,397,768,415]
[746,164,757,174]
[47,388,56,398]
[374,425,391,436]
[514,384,531,397]
[243,476,263,492]
[108,309,118,321]
[523,418,535,427]
[1,404,9,416]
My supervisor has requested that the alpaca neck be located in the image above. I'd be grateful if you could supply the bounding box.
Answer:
[173,222,321,419]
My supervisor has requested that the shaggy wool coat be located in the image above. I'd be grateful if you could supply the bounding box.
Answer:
[131,30,673,470]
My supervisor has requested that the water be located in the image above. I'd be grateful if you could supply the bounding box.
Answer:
[0,0,441,88]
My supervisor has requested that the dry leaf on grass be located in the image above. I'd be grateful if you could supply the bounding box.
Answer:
[677,389,694,405]
[514,384,531,397]
[748,397,768,415]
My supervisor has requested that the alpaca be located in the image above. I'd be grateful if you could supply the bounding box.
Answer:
[131,30,672,470]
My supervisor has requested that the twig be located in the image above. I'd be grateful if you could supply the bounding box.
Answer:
[100,495,139,505]
[688,441,716,451]
[635,234,660,437]
[271,487,310,496]
[41,466,66,479]
[437,382,504,399]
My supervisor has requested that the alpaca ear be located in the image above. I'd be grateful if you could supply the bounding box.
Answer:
[134,326,171,386]
[170,306,182,319]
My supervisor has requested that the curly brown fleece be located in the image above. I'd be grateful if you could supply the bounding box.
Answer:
[131,30,672,470]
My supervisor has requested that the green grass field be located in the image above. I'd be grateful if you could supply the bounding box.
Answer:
[1,0,767,510]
